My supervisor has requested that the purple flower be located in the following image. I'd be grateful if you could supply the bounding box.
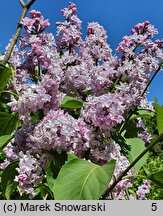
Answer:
[30,10,42,19]
[56,4,82,50]
[8,85,51,121]
[136,180,151,199]
[15,151,44,196]
[30,110,92,156]
[136,118,152,143]
[86,22,112,61]
[131,21,158,37]
[82,93,126,130]
[61,2,77,19]
[4,3,163,198]
[22,10,50,34]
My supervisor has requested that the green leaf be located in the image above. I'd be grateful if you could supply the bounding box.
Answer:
[149,170,163,188]
[82,89,93,96]
[46,151,67,191]
[5,181,18,200]
[154,97,158,104]
[30,111,40,123]
[126,138,148,172]
[0,135,13,150]
[124,120,143,138]
[60,96,83,109]
[35,184,53,199]
[0,63,13,90]
[131,110,155,120]
[1,160,18,199]
[0,112,18,136]
[53,158,116,200]
[112,132,131,156]
[67,153,77,162]
[46,152,76,191]
[46,160,56,191]
[154,103,163,135]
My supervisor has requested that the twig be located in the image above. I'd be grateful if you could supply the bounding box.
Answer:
[2,0,36,65]
[25,0,36,8]
[19,0,25,8]
[101,132,163,199]
[141,61,163,96]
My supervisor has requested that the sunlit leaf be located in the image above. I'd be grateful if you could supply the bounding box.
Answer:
[126,138,148,172]
[0,63,13,90]
[60,96,83,109]
[155,103,163,135]
[0,135,13,150]
[53,158,116,200]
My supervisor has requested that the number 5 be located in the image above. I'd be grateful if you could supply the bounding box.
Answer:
[151,203,157,211]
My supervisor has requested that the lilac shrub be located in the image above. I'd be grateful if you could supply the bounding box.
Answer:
[0,2,162,199]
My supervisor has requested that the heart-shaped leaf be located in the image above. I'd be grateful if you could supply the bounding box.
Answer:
[53,158,116,200]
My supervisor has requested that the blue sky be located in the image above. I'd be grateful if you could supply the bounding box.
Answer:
[0,0,163,104]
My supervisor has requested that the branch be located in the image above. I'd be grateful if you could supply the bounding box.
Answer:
[2,0,36,65]
[19,0,25,7]
[101,132,163,199]
[141,61,163,96]
[25,0,36,8]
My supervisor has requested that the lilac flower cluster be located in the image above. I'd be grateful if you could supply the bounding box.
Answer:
[0,142,18,169]
[22,10,50,35]
[15,151,44,195]
[1,2,162,197]
[85,22,112,61]
[112,179,133,200]
[82,93,126,129]
[117,21,158,54]
[56,2,82,50]
[0,124,36,170]
[136,180,151,199]
[30,109,92,157]
[8,86,51,121]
